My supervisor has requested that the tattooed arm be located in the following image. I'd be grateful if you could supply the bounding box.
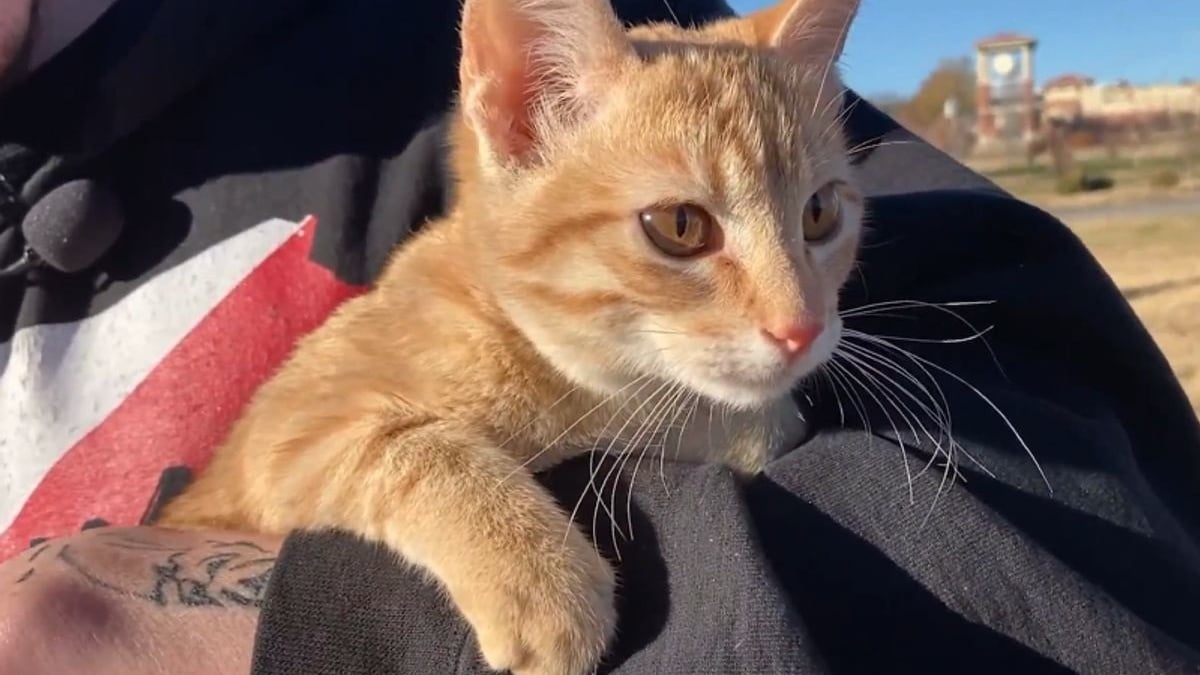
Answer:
[0,527,281,675]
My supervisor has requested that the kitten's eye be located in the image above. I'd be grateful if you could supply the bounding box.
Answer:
[802,183,842,243]
[639,204,713,258]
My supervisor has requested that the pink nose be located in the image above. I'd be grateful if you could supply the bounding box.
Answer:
[762,320,824,358]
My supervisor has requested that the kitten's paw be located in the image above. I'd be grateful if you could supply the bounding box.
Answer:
[460,530,616,675]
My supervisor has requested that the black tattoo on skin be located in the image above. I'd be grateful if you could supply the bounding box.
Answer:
[27,542,51,562]
[13,543,50,584]
[13,533,275,609]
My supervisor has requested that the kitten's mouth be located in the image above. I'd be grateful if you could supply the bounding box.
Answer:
[696,321,841,407]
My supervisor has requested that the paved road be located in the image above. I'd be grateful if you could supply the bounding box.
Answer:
[1051,192,1200,222]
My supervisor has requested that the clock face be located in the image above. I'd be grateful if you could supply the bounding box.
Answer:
[992,52,1016,77]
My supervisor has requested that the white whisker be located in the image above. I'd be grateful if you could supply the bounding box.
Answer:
[665,392,700,494]
[819,367,847,427]
[660,0,679,25]
[921,447,957,530]
[837,340,954,445]
[842,298,1010,383]
[601,381,682,552]
[827,358,916,503]
[706,397,717,455]
[498,384,580,448]
[842,329,996,480]
[843,329,1047,492]
[588,380,676,554]
[810,3,857,121]
[840,298,995,318]
[845,138,921,158]
[504,374,647,485]
[836,345,956,486]
[865,326,995,345]
[563,375,659,549]
[624,384,690,539]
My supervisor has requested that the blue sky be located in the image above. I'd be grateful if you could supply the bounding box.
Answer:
[728,0,1200,97]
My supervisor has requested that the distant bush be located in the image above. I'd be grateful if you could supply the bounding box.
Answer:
[985,164,1050,179]
[1056,168,1115,194]
[1064,130,1101,150]
[1149,169,1182,189]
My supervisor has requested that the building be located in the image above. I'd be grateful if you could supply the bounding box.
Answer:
[1043,75,1200,127]
[972,31,1200,147]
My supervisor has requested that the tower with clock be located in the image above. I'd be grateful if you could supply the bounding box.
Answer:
[974,33,1039,150]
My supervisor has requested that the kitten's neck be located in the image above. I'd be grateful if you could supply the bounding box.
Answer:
[384,210,579,382]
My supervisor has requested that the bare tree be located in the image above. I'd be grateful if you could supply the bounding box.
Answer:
[903,58,977,131]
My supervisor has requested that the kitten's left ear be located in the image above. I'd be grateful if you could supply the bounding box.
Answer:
[748,0,860,65]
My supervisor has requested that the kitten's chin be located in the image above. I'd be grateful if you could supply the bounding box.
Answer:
[691,369,811,411]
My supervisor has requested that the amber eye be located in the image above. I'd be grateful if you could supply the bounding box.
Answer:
[802,183,842,242]
[638,203,714,258]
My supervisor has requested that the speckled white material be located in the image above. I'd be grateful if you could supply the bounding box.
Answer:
[0,218,301,531]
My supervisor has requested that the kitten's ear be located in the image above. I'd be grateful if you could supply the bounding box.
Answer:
[748,0,859,65]
[459,0,634,165]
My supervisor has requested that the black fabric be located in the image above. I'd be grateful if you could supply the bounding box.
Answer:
[243,1,1200,669]
[0,0,314,158]
[0,0,158,153]
[2,0,1198,673]
[245,0,1200,666]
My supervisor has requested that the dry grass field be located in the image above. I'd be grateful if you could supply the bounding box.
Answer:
[1065,212,1200,416]
[976,141,1200,417]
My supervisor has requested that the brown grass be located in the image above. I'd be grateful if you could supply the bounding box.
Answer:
[1067,213,1200,415]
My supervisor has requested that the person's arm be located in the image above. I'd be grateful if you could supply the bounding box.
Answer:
[0,0,31,88]
[0,0,118,91]
[0,527,282,675]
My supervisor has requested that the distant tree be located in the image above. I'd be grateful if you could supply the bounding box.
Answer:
[902,57,977,130]
[1184,120,1200,180]
[1047,125,1075,177]
[867,92,908,118]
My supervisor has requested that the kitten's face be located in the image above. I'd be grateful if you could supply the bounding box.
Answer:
[460,0,863,409]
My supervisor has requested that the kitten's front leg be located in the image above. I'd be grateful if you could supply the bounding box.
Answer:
[292,418,616,675]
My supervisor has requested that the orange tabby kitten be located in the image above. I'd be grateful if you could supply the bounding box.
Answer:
[159,0,865,672]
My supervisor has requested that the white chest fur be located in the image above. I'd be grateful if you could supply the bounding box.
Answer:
[671,394,808,473]
[559,391,808,476]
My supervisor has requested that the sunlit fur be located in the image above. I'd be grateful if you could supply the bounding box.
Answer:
[461,13,865,410]
[160,2,864,674]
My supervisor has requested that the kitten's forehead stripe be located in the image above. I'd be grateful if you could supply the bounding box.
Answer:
[632,45,828,215]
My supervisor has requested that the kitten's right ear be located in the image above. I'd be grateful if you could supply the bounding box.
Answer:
[459,0,634,166]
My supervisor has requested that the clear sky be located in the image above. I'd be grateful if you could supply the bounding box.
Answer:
[728,0,1200,98]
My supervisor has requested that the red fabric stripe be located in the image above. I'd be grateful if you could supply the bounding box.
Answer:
[0,217,366,560]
